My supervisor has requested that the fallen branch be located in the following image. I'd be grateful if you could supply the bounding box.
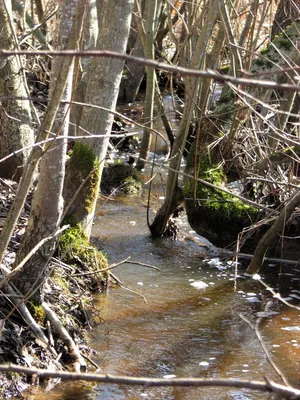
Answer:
[0,364,300,398]
[2,283,49,345]
[42,302,86,373]
[240,313,290,386]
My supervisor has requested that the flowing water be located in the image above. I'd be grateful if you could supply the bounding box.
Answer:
[33,189,300,400]
[26,95,300,399]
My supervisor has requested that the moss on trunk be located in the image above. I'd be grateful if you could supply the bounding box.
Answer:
[64,142,101,227]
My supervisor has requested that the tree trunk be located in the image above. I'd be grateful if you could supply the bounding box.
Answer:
[0,0,35,181]
[271,0,300,40]
[118,0,146,103]
[11,0,87,302]
[247,190,300,274]
[63,0,134,237]
[136,0,158,170]
[150,0,222,236]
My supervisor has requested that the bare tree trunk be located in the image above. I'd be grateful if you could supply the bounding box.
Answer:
[136,0,158,170]
[11,0,87,302]
[64,0,134,237]
[118,0,146,103]
[0,0,35,181]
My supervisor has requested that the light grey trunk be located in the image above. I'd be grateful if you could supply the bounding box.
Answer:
[136,0,158,170]
[11,0,87,301]
[63,0,134,237]
[0,0,35,181]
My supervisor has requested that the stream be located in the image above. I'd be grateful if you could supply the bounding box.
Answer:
[33,188,300,400]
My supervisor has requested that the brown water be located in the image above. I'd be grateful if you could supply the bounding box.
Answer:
[26,93,300,398]
[33,192,300,400]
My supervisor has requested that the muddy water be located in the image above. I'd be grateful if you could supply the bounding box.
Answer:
[89,196,300,400]
[33,192,298,400]
[27,190,300,399]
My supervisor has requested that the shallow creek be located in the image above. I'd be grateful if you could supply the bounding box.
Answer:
[33,190,300,400]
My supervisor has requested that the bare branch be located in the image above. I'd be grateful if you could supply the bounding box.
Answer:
[0,365,300,398]
[0,50,300,92]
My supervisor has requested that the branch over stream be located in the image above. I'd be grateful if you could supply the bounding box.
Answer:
[0,365,300,398]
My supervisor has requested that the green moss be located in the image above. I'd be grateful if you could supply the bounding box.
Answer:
[260,47,269,55]
[184,158,259,246]
[276,36,293,50]
[58,225,108,275]
[101,163,142,195]
[217,89,235,105]
[28,301,45,324]
[68,142,101,216]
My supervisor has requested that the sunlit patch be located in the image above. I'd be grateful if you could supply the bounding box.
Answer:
[252,274,261,280]
[257,311,279,317]
[190,281,208,289]
[246,297,261,303]
[281,326,300,331]
[163,374,176,379]
[199,361,209,366]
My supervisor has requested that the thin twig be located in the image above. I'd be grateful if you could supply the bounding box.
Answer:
[73,257,160,277]
[110,272,147,304]
[240,313,290,386]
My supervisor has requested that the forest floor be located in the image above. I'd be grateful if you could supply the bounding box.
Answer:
[0,178,106,399]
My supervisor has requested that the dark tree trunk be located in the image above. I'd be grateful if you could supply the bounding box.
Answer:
[271,0,300,39]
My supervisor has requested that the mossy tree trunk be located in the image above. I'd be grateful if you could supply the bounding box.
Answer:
[10,0,87,302]
[0,0,35,181]
[63,0,134,237]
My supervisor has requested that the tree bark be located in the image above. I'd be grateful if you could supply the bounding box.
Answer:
[118,0,146,103]
[64,0,134,237]
[0,0,35,181]
[136,0,158,170]
[11,0,87,302]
